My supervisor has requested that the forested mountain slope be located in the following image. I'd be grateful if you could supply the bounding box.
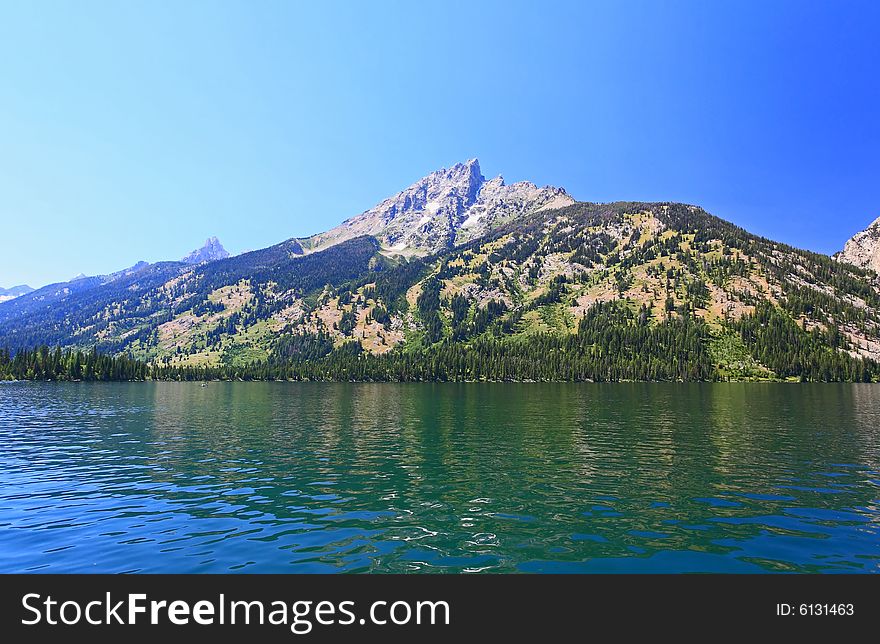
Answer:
[2,166,879,382]
[256,201,878,382]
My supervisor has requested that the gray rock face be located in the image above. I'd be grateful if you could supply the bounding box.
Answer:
[838,216,880,273]
[304,159,573,256]
[182,237,230,265]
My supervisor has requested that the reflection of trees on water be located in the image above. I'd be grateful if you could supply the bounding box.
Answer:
[140,383,880,571]
[850,384,880,471]
[7,382,879,572]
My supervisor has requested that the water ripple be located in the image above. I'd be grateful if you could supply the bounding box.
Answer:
[1,381,879,573]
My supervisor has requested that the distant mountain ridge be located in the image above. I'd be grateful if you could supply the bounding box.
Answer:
[1,160,879,382]
[0,285,34,303]
[18,238,231,295]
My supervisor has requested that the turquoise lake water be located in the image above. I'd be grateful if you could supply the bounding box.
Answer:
[1,382,878,573]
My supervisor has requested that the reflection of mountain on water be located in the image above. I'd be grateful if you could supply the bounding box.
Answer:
[1,382,879,572]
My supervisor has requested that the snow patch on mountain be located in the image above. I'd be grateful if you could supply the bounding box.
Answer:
[0,284,34,304]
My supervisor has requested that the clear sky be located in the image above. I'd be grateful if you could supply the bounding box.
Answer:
[1,0,878,288]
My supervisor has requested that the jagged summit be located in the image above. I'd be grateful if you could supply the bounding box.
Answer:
[304,158,573,255]
[838,216,880,273]
[2,180,880,380]
[182,237,230,265]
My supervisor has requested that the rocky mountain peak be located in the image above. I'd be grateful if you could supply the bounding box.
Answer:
[443,158,484,202]
[838,216,880,273]
[305,159,574,255]
[182,237,230,265]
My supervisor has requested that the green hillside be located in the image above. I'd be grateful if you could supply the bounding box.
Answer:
[2,201,879,382]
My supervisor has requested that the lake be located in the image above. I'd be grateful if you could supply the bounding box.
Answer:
[1,382,878,573]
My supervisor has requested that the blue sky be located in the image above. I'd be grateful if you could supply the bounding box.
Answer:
[1,0,878,288]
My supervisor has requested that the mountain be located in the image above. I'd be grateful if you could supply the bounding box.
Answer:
[0,285,34,303]
[1,161,879,382]
[108,261,150,280]
[8,244,229,315]
[182,237,230,265]
[302,159,573,256]
[838,216,880,273]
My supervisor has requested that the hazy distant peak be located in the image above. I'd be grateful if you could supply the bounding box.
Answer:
[0,284,34,302]
[182,237,230,265]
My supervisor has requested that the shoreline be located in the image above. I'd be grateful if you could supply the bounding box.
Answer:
[3,378,877,384]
